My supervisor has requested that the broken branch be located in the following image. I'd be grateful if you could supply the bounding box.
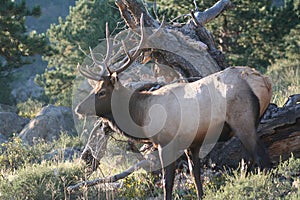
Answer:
[193,0,234,25]
[67,159,153,192]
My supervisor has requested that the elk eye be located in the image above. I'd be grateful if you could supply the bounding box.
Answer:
[98,90,106,97]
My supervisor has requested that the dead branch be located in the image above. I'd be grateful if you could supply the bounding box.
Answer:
[115,0,159,29]
[115,0,230,72]
[67,159,153,192]
[193,0,234,25]
[190,0,233,68]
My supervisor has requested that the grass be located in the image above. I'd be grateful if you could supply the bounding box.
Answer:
[266,59,300,106]
[1,132,299,199]
[204,156,300,200]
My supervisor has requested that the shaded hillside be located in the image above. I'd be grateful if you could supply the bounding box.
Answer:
[0,0,76,105]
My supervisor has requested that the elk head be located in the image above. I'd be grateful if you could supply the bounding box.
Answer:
[75,15,155,118]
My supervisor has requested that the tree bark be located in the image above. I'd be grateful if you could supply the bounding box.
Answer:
[115,0,231,75]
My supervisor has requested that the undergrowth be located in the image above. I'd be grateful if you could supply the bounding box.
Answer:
[266,59,300,106]
[1,133,299,199]
[16,98,45,119]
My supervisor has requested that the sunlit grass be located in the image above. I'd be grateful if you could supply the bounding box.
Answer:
[17,98,45,119]
[266,59,300,106]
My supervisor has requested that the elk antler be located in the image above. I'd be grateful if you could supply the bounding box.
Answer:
[77,63,103,81]
[114,14,147,74]
[78,14,164,80]
[103,23,113,75]
[113,14,164,74]
[77,23,114,80]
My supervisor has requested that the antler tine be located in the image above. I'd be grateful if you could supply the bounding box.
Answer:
[89,47,104,73]
[103,22,113,75]
[114,14,147,74]
[77,63,102,81]
[87,23,113,77]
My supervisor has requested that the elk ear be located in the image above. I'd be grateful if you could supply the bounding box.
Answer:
[110,72,119,87]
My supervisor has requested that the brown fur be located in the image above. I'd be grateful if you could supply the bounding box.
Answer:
[75,66,272,200]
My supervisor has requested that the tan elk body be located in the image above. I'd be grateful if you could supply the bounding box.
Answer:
[75,20,272,200]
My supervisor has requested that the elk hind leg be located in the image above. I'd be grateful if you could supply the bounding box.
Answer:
[229,120,271,169]
[227,89,271,169]
[189,147,203,199]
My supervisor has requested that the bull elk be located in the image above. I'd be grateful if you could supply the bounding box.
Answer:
[75,17,272,200]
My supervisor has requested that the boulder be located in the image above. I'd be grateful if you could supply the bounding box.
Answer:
[19,105,76,144]
[11,76,45,103]
[0,112,29,137]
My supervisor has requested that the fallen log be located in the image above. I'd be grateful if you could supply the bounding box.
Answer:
[67,159,153,192]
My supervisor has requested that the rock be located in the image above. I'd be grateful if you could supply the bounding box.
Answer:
[19,105,76,144]
[0,104,18,113]
[0,112,29,137]
[11,75,45,103]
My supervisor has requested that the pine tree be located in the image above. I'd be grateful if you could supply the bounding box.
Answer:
[0,0,47,70]
[156,0,300,70]
[36,0,120,106]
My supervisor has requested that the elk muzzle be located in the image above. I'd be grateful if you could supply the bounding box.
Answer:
[75,93,97,118]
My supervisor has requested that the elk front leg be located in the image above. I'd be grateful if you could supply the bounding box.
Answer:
[189,147,203,199]
[158,145,176,200]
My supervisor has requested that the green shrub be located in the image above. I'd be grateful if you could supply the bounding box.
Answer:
[16,98,45,118]
[0,161,85,200]
[204,156,300,200]
[53,131,82,150]
[0,133,81,172]
[117,173,158,199]
[0,136,49,171]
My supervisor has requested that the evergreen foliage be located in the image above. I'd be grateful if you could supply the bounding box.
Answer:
[36,0,120,106]
[35,0,299,105]
[0,0,47,70]
[156,0,300,70]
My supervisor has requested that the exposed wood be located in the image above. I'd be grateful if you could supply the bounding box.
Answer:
[259,95,300,162]
[193,0,234,25]
[115,0,231,76]
[67,159,153,192]
[189,0,233,68]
